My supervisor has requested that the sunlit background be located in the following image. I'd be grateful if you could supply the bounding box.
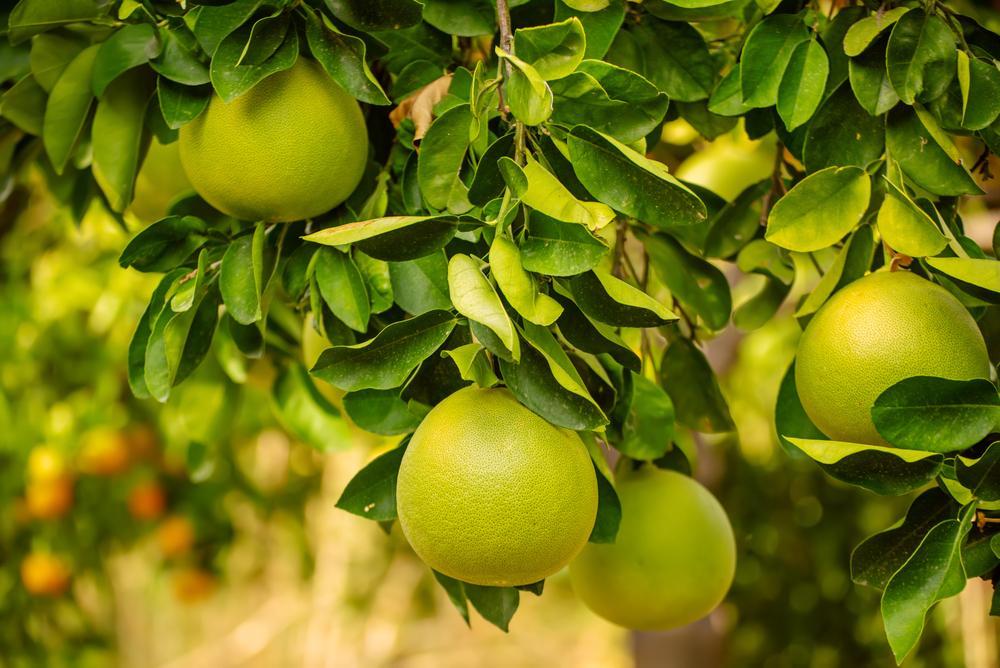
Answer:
[2,105,999,667]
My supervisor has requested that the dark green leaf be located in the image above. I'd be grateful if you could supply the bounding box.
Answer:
[8,0,113,44]
[520,211,608,276]
[464,584,519,632]
[304,216,460,261]
[272,363,350,451]
[957,441,1000,502]
[157,77,210,129]
[305,9,390,106]
[885,106,982,197]
[1,75,47,135]
[640,231,731,331]
[886,9,956,105]
[554,0,625,60]
[568,270,676,327]
[335,442,408,520]
[660,338,734,433]
[432,571,470,625]
[151,25,210,86]
[315,248,371,333]
[92,23,162,97]
[43,44,98,174]
[777,39,828,132]
[119,215,208,272]
[802,84,885,172]
[617,373,674,460]
[774,361,826,455]
[629,18,714,102]
[29,31,87,92]
[739,14,809,108]
[92,68,155,212]
[219,235,261,325]
[417,103,473,211]
[388,251,452,315]
[849,38,899,116]
[210,19,298,103]
[342,388,422,435]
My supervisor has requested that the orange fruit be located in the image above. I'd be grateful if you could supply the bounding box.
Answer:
[27,445,66,482]
[570,466,736,630]
[78,428,131,476]
[396,387,598,586]
[21,552,71,597]
[796,271,992,444]
[157,515,196,558]
[127,481,167,520]
[171,567,216,604]
[26,477,74,520]
[179,58,367,222]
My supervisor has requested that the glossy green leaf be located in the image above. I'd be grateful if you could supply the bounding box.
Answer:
[157,77,210,129]
[962,58,1000,131]
[843,7,910,57]
[496,48,554,126]
[119,215,208,272]
[192,0,261,56]
[272,363,350,451]
[465,584,520,632]
[849,39,900,116]
[629,18,715,102]
[554,0,625,60]
[315,248,371,333]
[774,362,827,455]
[8,0,113,44]
[886,106,982,197]
[957,442,1000,502]
[210,19,298,103]
[304,216,459,261]
[520,211,609,276]
[872,377,1000,452]
[342,388,423,436]
[569,270,677,327]
[325,0,423,32]
[305,8,390,105]
[422,0,495,37]
[1,75,47,135]
[92,23,161,97]
[388,251,452,315]
[766,166,870,252]
[877,179,947,257]
[43,45,98,174]
[150,25,210,86]
[551,288,641,372]
[640,231,731,331]
[29,31,87,92]
[739,14,810,108]
[448,254,519,359]
[489,236,563,326]
[312,310,457,392]
[794,225,875,320]
[568,126,707,228]
[417,103,473,211]
[882,505,975,663]
[335,442,408,520]
[926,257,1000,295]
[514,18,586,81]
[802,84,885,172]
[92,68,155,212]
[786,437,944,496]
[617,373,675,460]
[776,39,828,132]
[886,9,956,105]
[520,154,616,230]
[219,235,261,325]
[660,338,734,433]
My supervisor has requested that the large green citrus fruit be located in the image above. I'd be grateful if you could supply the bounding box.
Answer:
[674,133,775,201]
[796,271,992,445]
[396,387,598,586]
[569,466,736,630]
[179,59,367,222]
[129,138,192,223]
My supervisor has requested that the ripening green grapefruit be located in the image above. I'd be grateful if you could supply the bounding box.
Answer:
[796,271,992,445]
[129,138,192,223]
[179,59,367,222]
[569,466,736,630]
[396,387,598,586]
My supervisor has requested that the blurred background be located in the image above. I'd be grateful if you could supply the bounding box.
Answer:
[2,113,999,667]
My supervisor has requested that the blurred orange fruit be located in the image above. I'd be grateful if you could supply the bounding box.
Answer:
[21,552,71,597]
[127,481,167,521]
[171,567,216,604]
[124,424,159,460]
[26,477,74,520]
[27,445,67,482]
[78,428,130,476]
[157,515,195,558]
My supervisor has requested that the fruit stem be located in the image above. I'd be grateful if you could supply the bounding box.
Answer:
[976,511,1000,531]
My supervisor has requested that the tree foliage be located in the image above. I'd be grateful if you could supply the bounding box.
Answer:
[3,0,1000,660]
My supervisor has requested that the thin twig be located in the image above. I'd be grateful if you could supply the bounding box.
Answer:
[759,142,786,226]
[495,0,526,164]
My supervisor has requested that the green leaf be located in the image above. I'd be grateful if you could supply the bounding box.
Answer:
[157,77,210,130]
[43,44,98,174]
[312,310,457,392]
[843,7,910,57]
[448,253,519,359]
[520,211,608,276]
[29,31,88,92]
[872,377,1000,453]
[514,18,586,81]
[498,333,608,431]
[849,39,900,116]
[776,39,828,132]
[417,103,473,211]
[92,68,155,212]
[962,58,1000,131]
[520,154,616,230]
[885,106,982,197]
[304,8,390,105]
[588,457,622,543]
[851,488,958,590]
[628,18,715,102]
[151,25,210,86]
[192,0,262,56]
[432,571,470,625]
[739,14,810,108]
[388,251,452,315]
[567,126,707,228]
[877,178,947,257]
[465,584,520,632]
[342,388,423,435]
[489,235,563,326]
[707,65,750,117]
[617,373,675,460]
[549,60,669,144]
[765,166,870,252]
[8,0,113,44]
[335,442,408,520]
[496,48,554,126]
[660,338,734,433]
[802,84,885,172]
[1,75,47,135]
[442,343,499,388]
[926,257,1000,295]
[422,0,495,37]
[468,132,515,206]
[220,235,261,325]
[92,23,162,97]
[551,287,641,372]
[209,18,298,103]
[554,0,625,60]
[957,442,1000,502]
[325,0,423,32]
[785,437,944,496]
[315,248,370,333]
[733,276,791,331]
[640,231,731,331]
[703,180,770,258]
[304,216,459,262]
[774,361,826,455]
[128,268,187,398]
[886,9,956,105]
[794,225,875,320]
[568,270,677,327]
[119,215,207,272]
[272,363,350,451]
[881,505,975,663]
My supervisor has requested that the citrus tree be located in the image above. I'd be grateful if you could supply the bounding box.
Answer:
[3,0,1000,662]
